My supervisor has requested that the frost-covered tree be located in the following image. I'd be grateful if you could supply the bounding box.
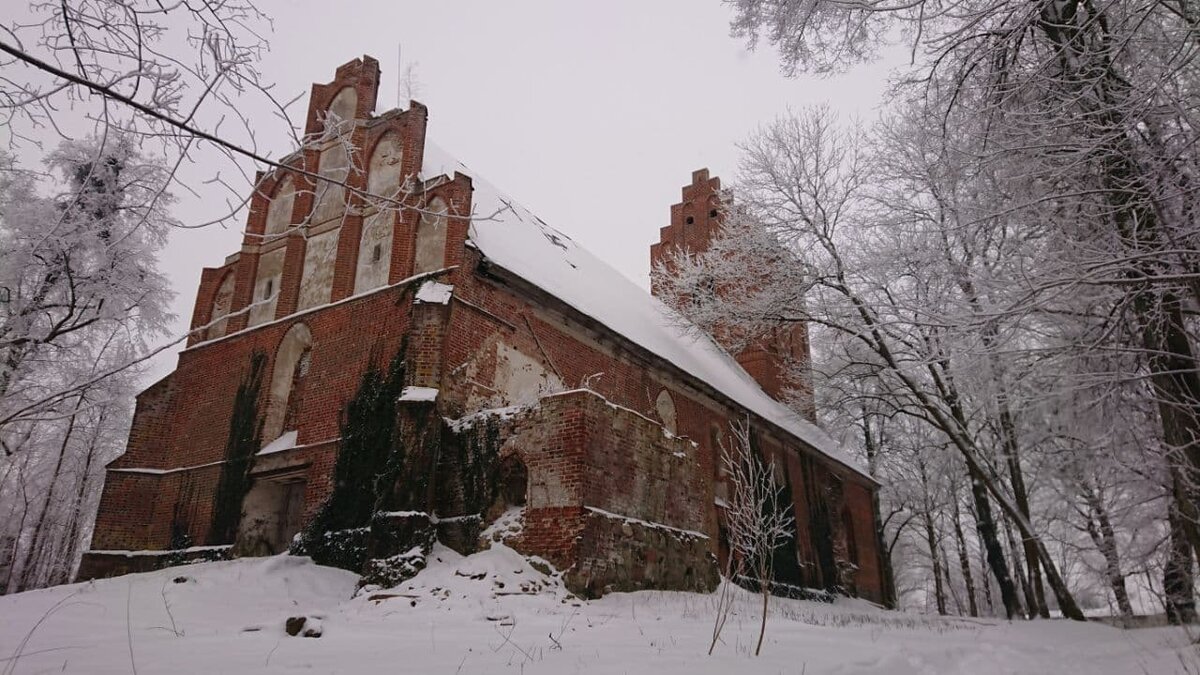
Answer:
[655,105,1090,619]
[1,136,173,431]
[0,1,282,590]
[0,0,290,439]
[0,135,172,590]
[727,0,1200,616]
[657,86,1200,619]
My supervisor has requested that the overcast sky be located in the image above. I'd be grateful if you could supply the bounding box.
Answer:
[153,0,895,375]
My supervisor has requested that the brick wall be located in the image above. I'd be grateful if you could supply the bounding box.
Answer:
[493,390,718,596]
[500,396,589,568]
[569,511,718,597]
[89,472,167,551]
[83,57,884,604]
[844,481,884,603]
[89,282,419,557]
[439,245,881,581]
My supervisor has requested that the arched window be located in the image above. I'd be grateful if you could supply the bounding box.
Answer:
[327,87,357,126]
[310,87,357,224]
[655,390,678,435]
[296,227,340,310]
[354,133,403,293]
[206,272,236,340]
[311,143,349,224]
[249,248,285,326]
[366,132,404,198]
[263,323,313,444]
[355,214,392,294]
[498,455,528,508]
[264,176,296,237]
[414,197,449,274]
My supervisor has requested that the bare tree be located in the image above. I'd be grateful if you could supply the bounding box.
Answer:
[718,418,795,656]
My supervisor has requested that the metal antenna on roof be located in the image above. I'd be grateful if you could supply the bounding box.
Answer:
[396,42,402,109]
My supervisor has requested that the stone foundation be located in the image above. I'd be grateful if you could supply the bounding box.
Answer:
[78,545,231,580]
[360,512,436,587]
[566,508,718,598]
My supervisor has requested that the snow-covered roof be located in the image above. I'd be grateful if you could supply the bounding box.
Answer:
[420,143,868,480]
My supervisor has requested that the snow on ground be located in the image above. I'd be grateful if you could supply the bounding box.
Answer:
[1,547,1195,674]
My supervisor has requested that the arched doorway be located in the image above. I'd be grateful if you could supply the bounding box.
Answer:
[498,455,529,508]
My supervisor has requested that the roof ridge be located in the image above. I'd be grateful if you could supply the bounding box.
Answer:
[420,139,869,480]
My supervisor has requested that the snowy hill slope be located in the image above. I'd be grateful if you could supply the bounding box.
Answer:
[0,546,1194,674]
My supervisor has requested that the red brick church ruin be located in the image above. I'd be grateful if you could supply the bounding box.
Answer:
[79,56,885,602]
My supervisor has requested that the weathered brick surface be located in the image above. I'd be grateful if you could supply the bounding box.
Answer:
[76,546,230,581]
[89,472,168,552]
[844,480,884,601]
[88,283,421,556]
[492,391,717,596]
[82,57,884,605]
[568,511,718,597]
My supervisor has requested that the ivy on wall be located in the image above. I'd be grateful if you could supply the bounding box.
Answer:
[295,348,408,570]
[440,415,504,518]
[209,350,266,544]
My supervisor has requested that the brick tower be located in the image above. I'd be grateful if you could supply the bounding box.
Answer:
[650,169,815,420]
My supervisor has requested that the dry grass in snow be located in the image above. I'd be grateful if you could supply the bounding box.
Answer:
[1,544,1196,674]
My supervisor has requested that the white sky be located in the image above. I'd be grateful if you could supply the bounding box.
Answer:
[147,0,896,374]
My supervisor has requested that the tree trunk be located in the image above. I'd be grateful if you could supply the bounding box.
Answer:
[755,571,769,656]
[1032,0,1200,570]
[1165,501,1197,625]
[978,541,994,615]
[16,395,82,592]
[2,464,34,594]
[916,457,947,615]
[709,551,739,655]
[942,544,964,615]
[968,500,995,616]
[922,507,947,615]
[967,465,1020,619]
[951,489,979,617]
[1003,515,1034,619]
[1144,299,1200,566]
[60,409,105,584]
[1081,483,1134,619]
[863,417,897,608]
[998,406,1048,618]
